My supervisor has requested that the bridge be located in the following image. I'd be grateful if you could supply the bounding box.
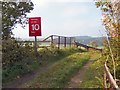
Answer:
[17,35,102,52]
[74,41,102,52]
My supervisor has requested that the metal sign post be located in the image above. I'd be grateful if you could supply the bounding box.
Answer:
[34,36,37,55]
[29,17,41,55]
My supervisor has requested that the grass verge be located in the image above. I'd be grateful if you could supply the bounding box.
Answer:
[80,51,104,88]
[23,52,90,88]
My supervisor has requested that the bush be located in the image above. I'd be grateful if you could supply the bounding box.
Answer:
[2,39,34,68]
[2,39,39,83]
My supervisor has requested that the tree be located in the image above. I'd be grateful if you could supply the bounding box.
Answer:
[2,1,34,39]
[95,0,120,37]
[95,0,120,79]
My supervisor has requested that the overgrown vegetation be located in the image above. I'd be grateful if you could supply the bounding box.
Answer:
[2,41,83,86]
[2,39,37,84]
[22,52,90,88]
[95,0,120,87]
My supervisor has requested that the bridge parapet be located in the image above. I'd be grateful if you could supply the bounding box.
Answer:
[74,41,102,52]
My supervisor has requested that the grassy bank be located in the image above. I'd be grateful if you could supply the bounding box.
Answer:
[2,47,83,85]
[23,52,90,88]
[80,52,104,88]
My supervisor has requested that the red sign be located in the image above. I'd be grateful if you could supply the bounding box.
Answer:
[29,17,41,36]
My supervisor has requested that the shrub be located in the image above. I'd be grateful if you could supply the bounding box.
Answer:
[2,39,38,83]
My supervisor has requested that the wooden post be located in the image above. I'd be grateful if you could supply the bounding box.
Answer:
[64,37,66,48]
[70,37,71,48]
[51,35,53,47]
[58,36,60,49]
[34,36,37,55]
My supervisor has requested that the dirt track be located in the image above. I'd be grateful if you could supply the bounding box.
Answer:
[4,62,55,88]
[4,60,93,88]
[67,60,93,88]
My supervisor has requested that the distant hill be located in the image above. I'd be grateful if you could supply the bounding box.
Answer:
[74,36,104,46]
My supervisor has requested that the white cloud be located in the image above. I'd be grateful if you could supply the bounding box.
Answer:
[63,5,89,17]
[32,0,94,3]
[55,0,94,2]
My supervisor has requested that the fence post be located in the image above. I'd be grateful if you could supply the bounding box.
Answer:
[58,36,60,49]
[70,37,71,48]
[51,35,53,47]
[64,37,66,48]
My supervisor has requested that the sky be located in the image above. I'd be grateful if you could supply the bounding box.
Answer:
[12,0,106,39]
